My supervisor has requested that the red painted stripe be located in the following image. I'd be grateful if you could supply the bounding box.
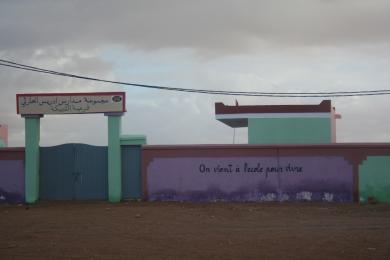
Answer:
[215,100,332,114]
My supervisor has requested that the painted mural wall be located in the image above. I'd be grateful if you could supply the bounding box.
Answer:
[143,144,390,203]
[147,156,353,202]
[0,148,25,203]
[1,144,390,204]
[0,160,24,203]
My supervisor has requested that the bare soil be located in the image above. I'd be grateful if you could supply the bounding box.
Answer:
[1,202,390,259]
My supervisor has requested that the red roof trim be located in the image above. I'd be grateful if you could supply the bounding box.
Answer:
[215,100,331,115]
[142,143,390,150]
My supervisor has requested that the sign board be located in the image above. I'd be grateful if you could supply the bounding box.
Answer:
[16,92,126,115]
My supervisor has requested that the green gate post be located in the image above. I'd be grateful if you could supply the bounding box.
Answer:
[106,113,123,202]
[24,114,43,203]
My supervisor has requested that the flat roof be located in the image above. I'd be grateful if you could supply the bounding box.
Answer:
[215,100,333,128]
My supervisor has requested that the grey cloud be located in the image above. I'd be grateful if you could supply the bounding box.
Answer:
[0,49,117,146]
[1,0,390,54]
[1,0,390,146]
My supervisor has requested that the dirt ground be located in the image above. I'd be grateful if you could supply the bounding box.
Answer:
[1,202,390,260]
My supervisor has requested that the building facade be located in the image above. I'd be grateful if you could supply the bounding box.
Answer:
[215,100,341,144]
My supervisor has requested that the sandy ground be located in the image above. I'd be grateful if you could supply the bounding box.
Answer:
[1,201,390,259]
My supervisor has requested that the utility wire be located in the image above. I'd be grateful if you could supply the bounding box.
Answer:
[1,58,390,97]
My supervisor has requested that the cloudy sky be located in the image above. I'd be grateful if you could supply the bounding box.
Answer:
[1,0,390,146]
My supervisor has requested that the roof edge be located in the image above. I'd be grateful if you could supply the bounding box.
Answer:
[215,100,331,115]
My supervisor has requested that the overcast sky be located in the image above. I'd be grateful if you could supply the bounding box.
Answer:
[1,0,390,146]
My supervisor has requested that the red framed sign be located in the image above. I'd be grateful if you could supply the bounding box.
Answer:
[16,92,126,115]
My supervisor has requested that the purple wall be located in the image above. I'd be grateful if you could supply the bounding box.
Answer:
[147,156,353,202]
[0,160,25,203]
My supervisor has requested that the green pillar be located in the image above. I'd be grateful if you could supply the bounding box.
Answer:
[106,113,123,202]
[24,115,42,204]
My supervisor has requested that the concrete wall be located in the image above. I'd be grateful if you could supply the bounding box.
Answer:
[359,156,390,203]
[146,155,353,202]
[1,144,390,204]
[142,144,390,202]
[248,118,331,144]
[0,148,25,203]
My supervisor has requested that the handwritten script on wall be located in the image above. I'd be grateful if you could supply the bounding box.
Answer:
[17,93,125,114]
[198,162,303,178]
[147,156,353,202]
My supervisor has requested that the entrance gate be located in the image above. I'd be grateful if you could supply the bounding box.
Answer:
[40,144,108,200]
[17,92,126,203]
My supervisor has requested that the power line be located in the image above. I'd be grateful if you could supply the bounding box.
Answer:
[1,58,390,97]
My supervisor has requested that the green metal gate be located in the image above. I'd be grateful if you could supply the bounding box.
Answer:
[121,145,142,199]
[40,143,108,200]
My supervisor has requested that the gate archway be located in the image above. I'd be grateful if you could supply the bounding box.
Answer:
[17,92,126,203]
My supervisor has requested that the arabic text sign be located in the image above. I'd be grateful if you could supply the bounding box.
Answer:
[17,92,125,115]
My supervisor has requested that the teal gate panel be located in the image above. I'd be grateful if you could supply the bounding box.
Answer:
[40,144,107,200]
[40,144,74,200]
[74,144,108,200]
[121,145,142,199]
